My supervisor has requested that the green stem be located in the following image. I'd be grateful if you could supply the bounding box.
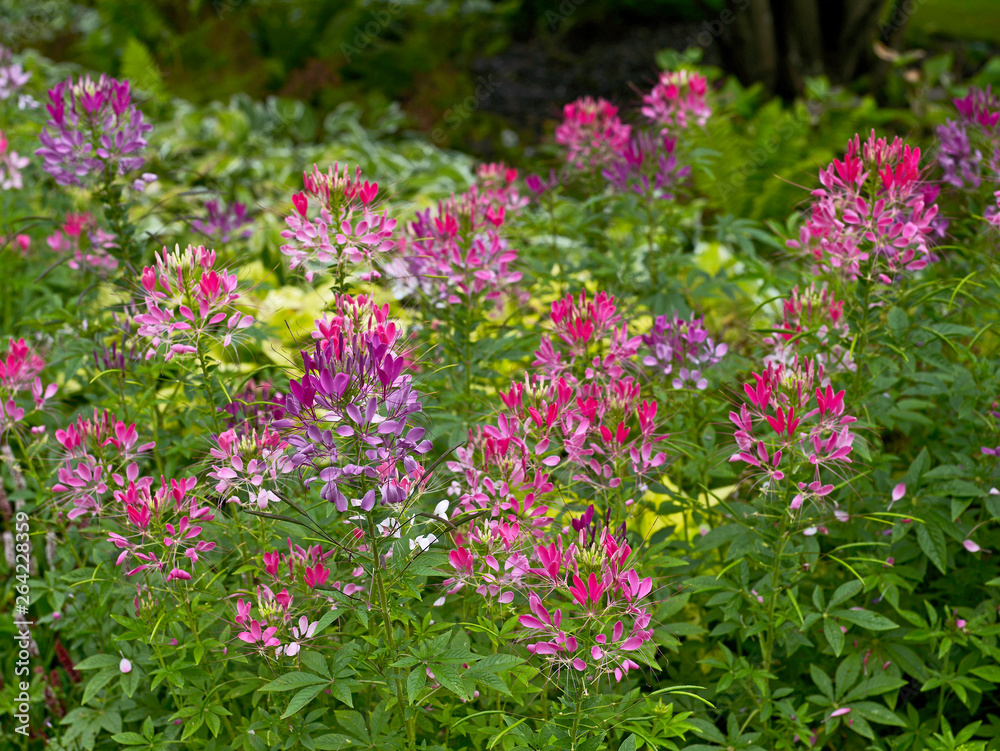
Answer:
[570,698,584,751]
[196,334,224,434]
[366,512,415,746]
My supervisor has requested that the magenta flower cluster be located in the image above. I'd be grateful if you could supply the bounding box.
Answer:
[135,244,255,361]
[762,283,854,376]
[554,97,632,171]
[280,163,395,283]
[729,358,857,519]
[640,70,711,131]
[36,74,152,187]
[788,131,940,285]
[0,337,57,437]
[46,212,118,276]
[391,169,523,307]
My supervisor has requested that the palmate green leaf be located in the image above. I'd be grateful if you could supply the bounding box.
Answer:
[831,609,899,631]
[258,671,328,692]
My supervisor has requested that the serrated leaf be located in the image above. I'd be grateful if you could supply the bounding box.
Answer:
[331,682,353,708]
[810,664,834,699]
[299,650,330,678]
[75,654,121,671]
[111,732,147,745]
[335,711,369,744]
[313,734,354,750]
[829,580,863,608]
[851,701,906,726]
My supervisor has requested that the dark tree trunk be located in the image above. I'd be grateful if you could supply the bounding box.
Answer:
[722,0,891,97]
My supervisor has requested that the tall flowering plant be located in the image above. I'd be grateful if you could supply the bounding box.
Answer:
[555,96,632,172]
[389,167,524,405]
[274,296,432,514]
[134,243,255,362]
[641,70,711,132]
[0,337,56,439]
[280,163,395,287]
[788,131,940,286]
[36,74,152,188]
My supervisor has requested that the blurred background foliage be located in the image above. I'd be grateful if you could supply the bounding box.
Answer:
[3,0,1000,226]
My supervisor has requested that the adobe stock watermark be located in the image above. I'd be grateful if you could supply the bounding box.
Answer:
[430,75,499,145]
[11,510,33,736]
[341,2,404,62]
[684,0,753,50]
[546,0,588,32]
[880,0,930,40]
[716,86,833,202]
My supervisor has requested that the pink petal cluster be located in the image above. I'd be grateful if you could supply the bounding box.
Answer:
[208,426,292,508]
[475,162,528,211]
[135,243,255,361]
[554,97,632,170]
[51,409,155,519]
[762,283,854,376]
[445,515,654,683]
[640,70,711,131]
[280,163,395,283]
[787,131,940,285]
[390,181,522,307]
[0,129,29,190]
[0,338,56,436]
[729,359,858,513]
[107,473,215,583]
[46,212,119,276]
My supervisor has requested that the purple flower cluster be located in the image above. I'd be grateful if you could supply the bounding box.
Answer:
[603,132,691,199]
[192,199,254,243]
[937,120,982,189]
[274,315,432,513]
[641,313,726,390]
[36,74,153,187]
[0,46,31,104]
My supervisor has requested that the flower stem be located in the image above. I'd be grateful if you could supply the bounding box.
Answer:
[366,511,415,746]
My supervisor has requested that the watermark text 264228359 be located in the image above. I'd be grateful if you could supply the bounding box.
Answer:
[13,510,33,736]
